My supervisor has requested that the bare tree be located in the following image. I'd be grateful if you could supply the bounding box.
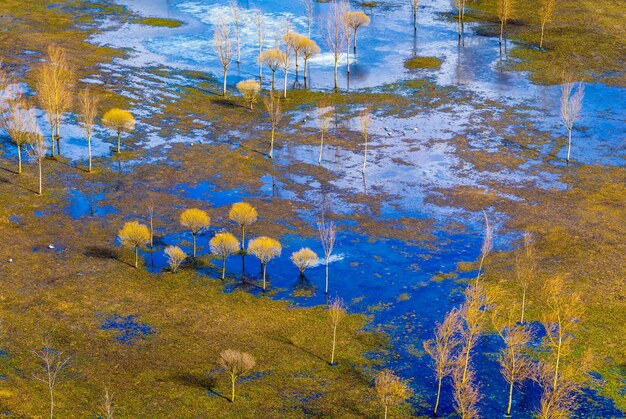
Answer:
[253,10,266,82]
[78,88,99,172]
[497,0,513,47]
[538,0,557,49]
[317,100,333,164]
[301,0,314,38]
[28,129,48,195]
[452,363,480,419]
[280,43,291,99]
[219,349,256,402]
[214,19,233,97]
[515,232,536,323]
[101,387,114,419]
[264,94,282,158]
[325,0,348,90]
[458,285,488,387]
[3,98,36,174]
[475,211,493,286]
[32,342,71,419]
[375,369,412,419]
[455,0,468,43]
[424,307,462,416]
[317,217,337,294]
[230,0,242,64]
[35,45,74,156]
[540,276,583,399]
[492,305,533,416]
[360,108,371,173]
[560,77,584,163]
[147,203,155,249]
[328,297,346,365]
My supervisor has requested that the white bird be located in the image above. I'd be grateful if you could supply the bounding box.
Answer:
[48,244,55,249]
[8,258,13,263]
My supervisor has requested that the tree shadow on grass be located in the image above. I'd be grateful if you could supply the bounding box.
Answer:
[84,246,118,260]
[172,373,230,402]
[273,334,328,365]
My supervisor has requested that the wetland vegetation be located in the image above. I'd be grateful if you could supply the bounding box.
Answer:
[0,0,624,417]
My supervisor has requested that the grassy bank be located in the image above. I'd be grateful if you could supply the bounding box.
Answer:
[466,0,626,86]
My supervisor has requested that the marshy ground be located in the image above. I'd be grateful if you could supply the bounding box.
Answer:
[0,0,625,417]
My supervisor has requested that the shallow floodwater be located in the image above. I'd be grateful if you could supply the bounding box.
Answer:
[10,0,621,416]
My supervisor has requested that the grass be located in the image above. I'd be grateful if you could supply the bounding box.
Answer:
[404,56,443,70]
[0,161,403,417]
[466,0,626,86]
[132,17,184,28]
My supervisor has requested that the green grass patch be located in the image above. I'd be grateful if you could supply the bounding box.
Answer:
[132,17,184,28]
[404,56,443,70]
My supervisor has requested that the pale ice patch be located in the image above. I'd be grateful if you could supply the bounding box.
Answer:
[309,253,345,268]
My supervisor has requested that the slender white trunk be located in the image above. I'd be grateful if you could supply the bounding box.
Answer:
[319,131,324,164]
[87,134,92,172]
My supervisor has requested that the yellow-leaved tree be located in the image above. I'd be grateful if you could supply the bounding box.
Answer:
[180,208,210,258]
[228,202,258,250]
[118,221,150,268]
[247,236,281,291]
[102,108,135,153]
[210,232,240,279]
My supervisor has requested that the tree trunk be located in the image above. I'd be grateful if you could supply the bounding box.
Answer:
[325,257,329,294]
[231,375,236,402]
[262,263,267,291]
[117,131,121,153]
[50,125,56,156]
[346,42,351,74]
[553,335,562,391]
[295,51,299,78]
[304,58,309,87]
[384,404,388,419]
[540,22,546,49]
[319,131,324,164]
[520,287,527,323]
[283,70,288,99]
[55,116,61,156]
[134,246,139,268]
[223,69,228,97]
[241,225,246,250]
[333,58,339,91]
[506,379,514,416]
[271,71,276,95]
[353,29,358,54]
[270,126,275,158]
[434,376,442,415]
[49,385,54,419]
[362,138,367,172]
[222,256,227,280]
[17,144,22,174]
[192,233,197,258]
[566,128,572,162]
[38,159,43,195]
[87,134,92,172]
[331,322,337,364]
[500,20,505,46]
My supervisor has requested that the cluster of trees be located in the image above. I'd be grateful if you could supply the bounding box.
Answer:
[423,223,591,418]
[117,201,340,295]
[214,0,370,96]
[0,46,136,193]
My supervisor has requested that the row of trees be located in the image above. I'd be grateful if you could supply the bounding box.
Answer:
[423,224,590,418]
[214,0,370,96]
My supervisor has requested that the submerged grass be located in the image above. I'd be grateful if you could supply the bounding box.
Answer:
[132,17,184,28]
